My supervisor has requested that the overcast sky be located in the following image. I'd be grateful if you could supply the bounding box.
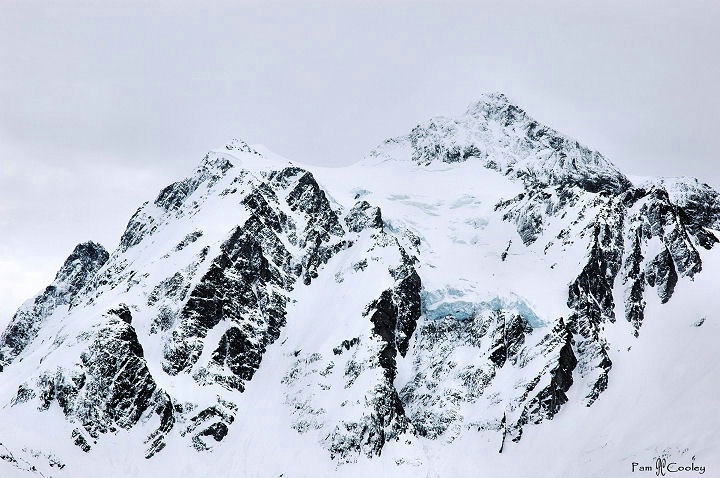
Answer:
[1,0,718,322]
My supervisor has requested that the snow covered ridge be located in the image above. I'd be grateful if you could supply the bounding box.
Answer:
[1,95,719,478]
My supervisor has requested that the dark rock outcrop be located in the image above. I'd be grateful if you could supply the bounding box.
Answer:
[26,306,172,456]
[327,247,422,461]
[163,167,347,393]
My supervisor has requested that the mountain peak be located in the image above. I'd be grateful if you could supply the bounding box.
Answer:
[465,92,509,110]
[223,138,256,153]
[369,93,631,193]
[463,92,527,123]
[54,241,109,284]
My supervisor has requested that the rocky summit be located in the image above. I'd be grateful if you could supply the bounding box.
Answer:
[1,94,719,478]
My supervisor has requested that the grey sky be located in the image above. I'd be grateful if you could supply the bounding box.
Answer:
[1,0,718,322]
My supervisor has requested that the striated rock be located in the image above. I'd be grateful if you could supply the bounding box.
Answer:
[645,248,678,303]
[623,227,646,334]
[345,200,384,233]
[564,195,624,403]
[163,167,348,393]
[514,318,576,437]
[162,217,293,388]
[23,306,172,456]
[119,154,233,252]
[182,399,237,451]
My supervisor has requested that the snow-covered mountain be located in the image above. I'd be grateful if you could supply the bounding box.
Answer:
[1,93,719,478]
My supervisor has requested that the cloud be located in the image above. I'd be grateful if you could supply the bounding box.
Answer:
[0,0,718,319]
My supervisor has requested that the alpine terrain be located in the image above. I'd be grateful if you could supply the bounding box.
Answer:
[1,93,718,478]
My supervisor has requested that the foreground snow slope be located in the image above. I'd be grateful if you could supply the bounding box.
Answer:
[1,94,718,477]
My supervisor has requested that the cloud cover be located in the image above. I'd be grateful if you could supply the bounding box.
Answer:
[1,0,718,322]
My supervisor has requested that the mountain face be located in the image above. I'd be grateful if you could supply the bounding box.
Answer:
[1,94,719,478]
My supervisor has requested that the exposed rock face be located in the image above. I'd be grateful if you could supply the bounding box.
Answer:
[279,208,423,463]
[513,318,577,438]
[163,167,347,392]
[400,308,578,445]
[1,94,719,475]
[564,195,624,403]
[0,241,108,369]
[334,251,421,459]
[13,305,171,457]
[623,228,646,334]
[120,155,234,252]
[620,179,719,334]
[345,201,383,233]
[162,218,294,385]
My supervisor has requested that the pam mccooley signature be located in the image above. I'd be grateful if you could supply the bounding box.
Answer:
[632,457,706,475]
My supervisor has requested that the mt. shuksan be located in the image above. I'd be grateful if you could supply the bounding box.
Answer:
[1,93,719,478]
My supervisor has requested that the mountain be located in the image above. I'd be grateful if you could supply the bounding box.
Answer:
[1,93,719,478]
